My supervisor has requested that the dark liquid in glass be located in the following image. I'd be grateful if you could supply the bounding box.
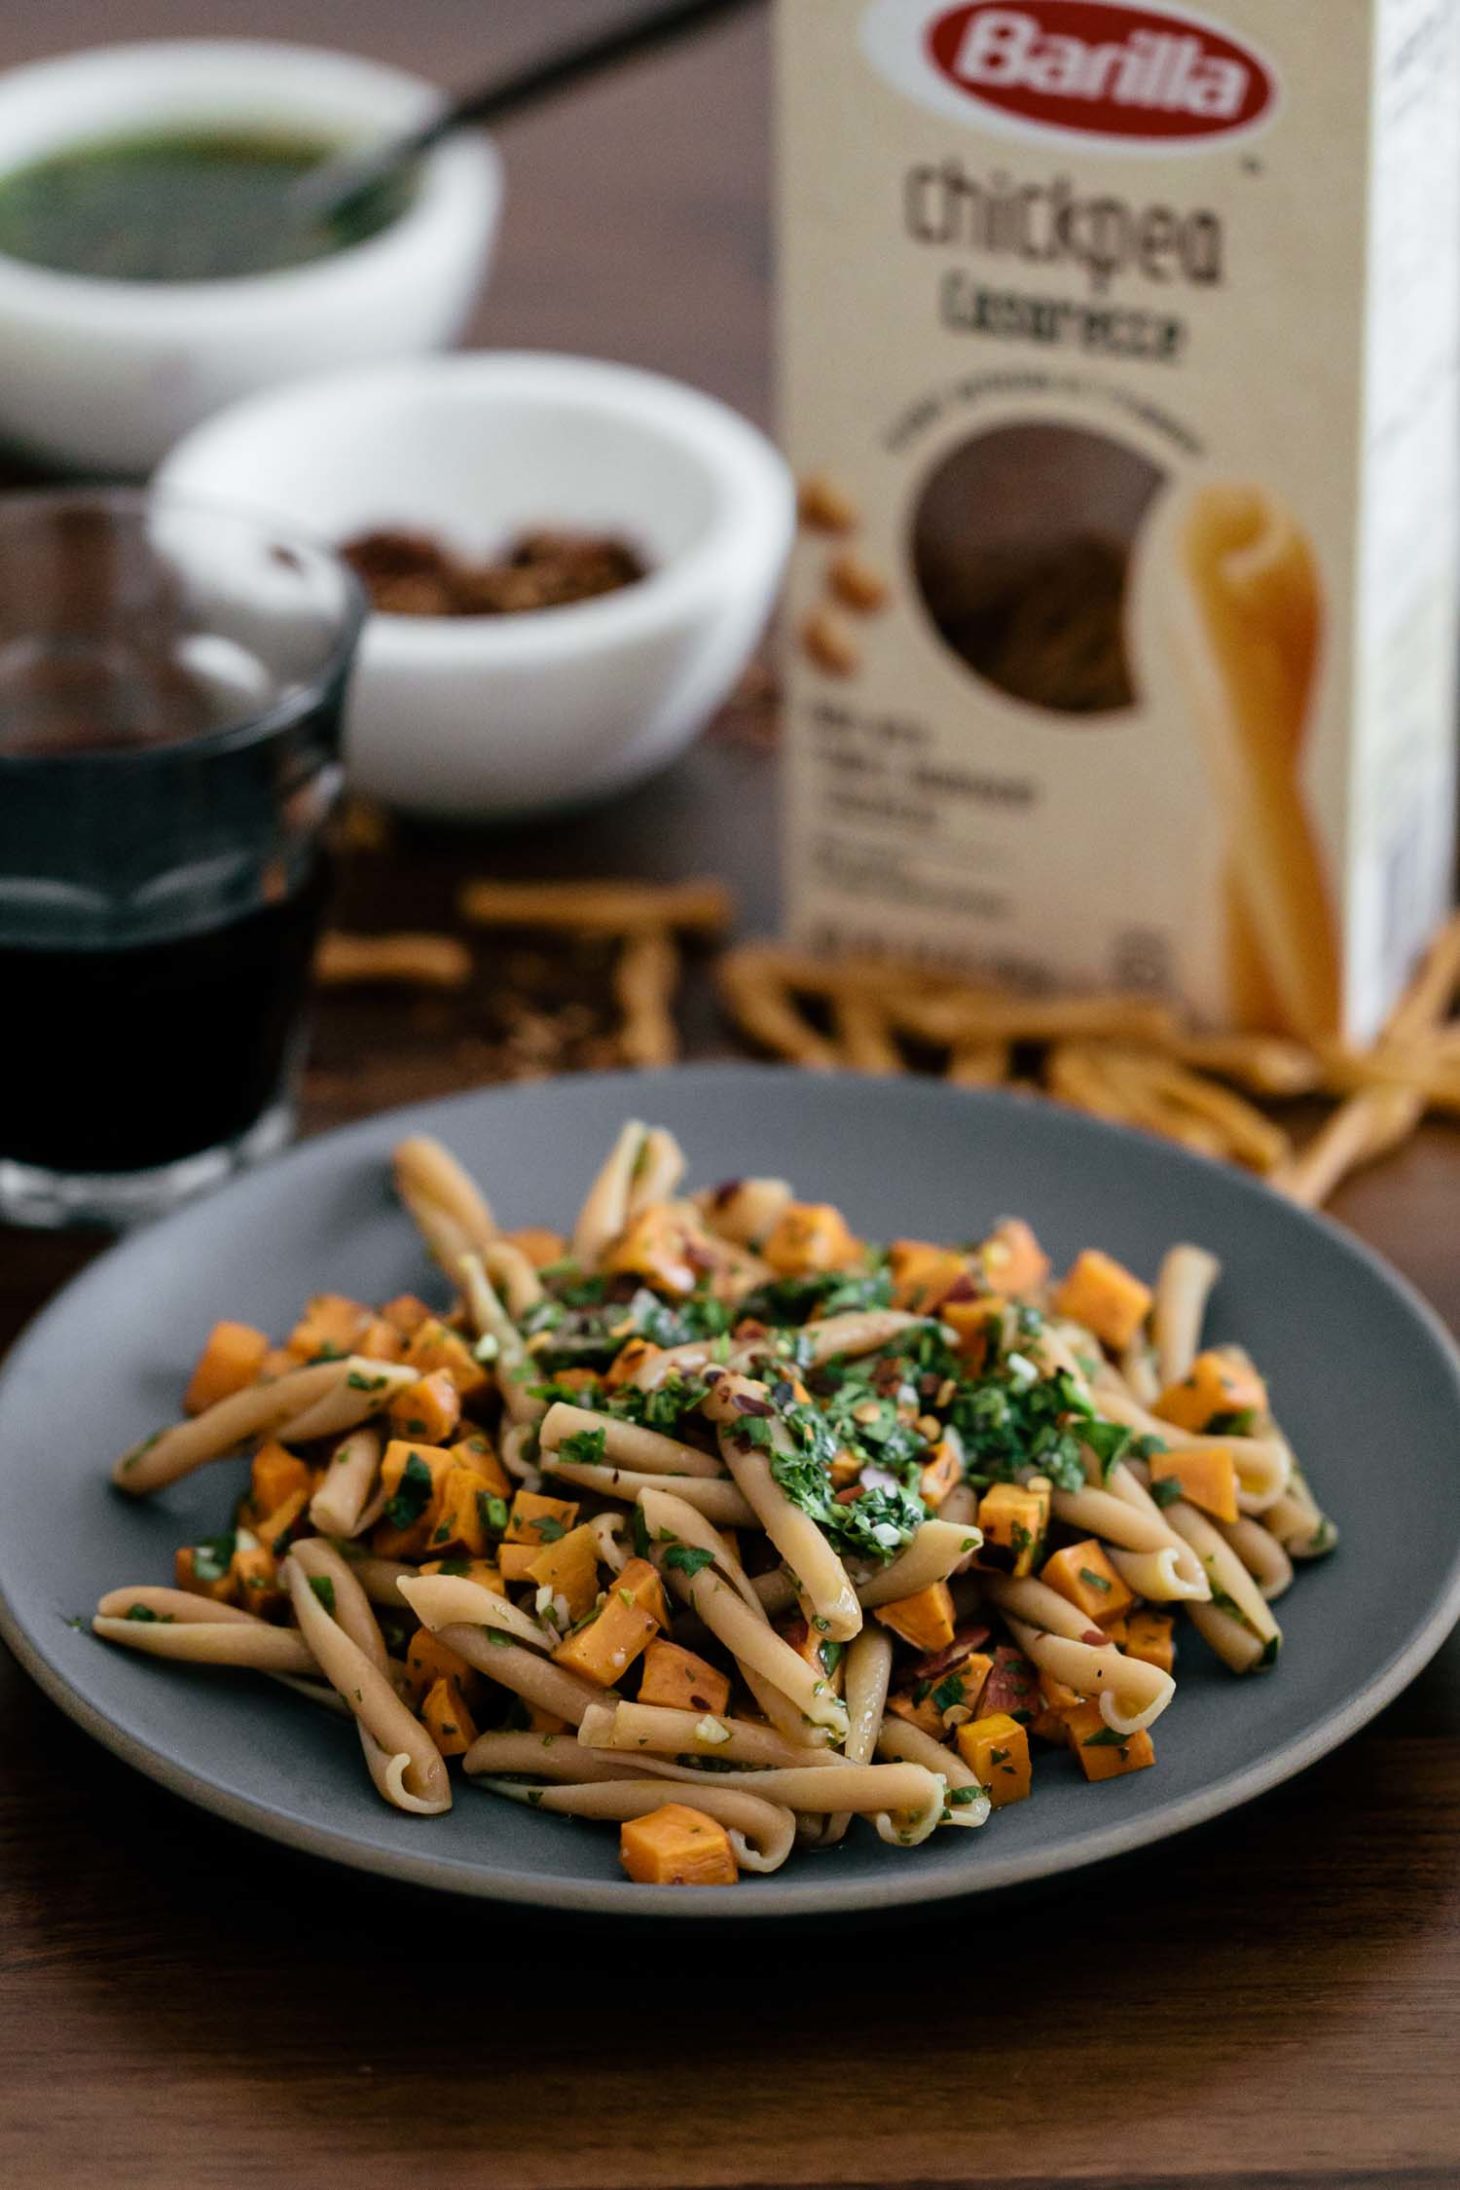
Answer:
[0,870,326,1172]
[0,649,330,1175]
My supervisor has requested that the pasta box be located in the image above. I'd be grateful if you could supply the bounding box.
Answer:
[776,0,1460,1040]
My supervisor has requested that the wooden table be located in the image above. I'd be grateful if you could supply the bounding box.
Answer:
[3,8,1459,2187]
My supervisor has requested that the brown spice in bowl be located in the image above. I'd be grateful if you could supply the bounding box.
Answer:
[340,525,649,618]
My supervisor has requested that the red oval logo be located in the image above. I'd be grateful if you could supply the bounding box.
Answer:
[926,1,1276,142]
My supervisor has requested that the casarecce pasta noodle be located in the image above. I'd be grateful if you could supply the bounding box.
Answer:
[94,1125,1335,1887]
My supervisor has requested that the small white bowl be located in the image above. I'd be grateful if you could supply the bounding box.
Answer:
[0,41,501,473]
[158,353,795,819]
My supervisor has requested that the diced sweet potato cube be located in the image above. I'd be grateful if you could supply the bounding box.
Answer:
[504,1226,568,1269]
[602,1207,702,1299]
[499,1543,545,1583]
[252,1485,314,1559]
[1154,1349,1268,1434]
[1066,1700,1156,1782]
[919,1438,965,1508]
[1040,1539,1135,1625]
[419,1465,506,1560]
[620,1803,739,1886]
[403,1317,488,1397]
[874,1581,956,1655]
[174,1541,239,1604]
[229,1539,283,1616]
[887,1241,972,1312]
[419,1556,505,1595]
[287,1293,373,1363]
[616,1555,669,1630]
[1053,1250,1152,1351]
[976,1218,1050,1301]
[184,1320,271,1415]
[371,1441,454,1560]
[1124,1608,1176,1675]
[976,1480,1050,1577]
[379,1293,433,1339]
[405,1628,481,1707]
[956,1711,1032,1805]
[256,1346,297,1383]
[940,1292,1008,1373]
[605,1336,661,1389]
[388,1369,461,1446]
[355,1317,405,1363]
[504,1489,581,1546]
[448,1433,512,1499]
[552,1558,663,1687]
[421,1674,478,1758]
[525,1522,601,1623]
[248,1440,312,1521]
[637,1640,731,1717]
[1148,1446,1240,1525]
[762,1201,862,1278]
[1030,1668,1084,1746]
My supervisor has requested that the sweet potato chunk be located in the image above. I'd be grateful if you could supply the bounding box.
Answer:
[448,1433,512,1499]
[1040,1539,1135,1625]
[247,1440,312,1522]
[919,1437,965,1508]
[403,1317,487,1397]
[504,1226,568,1269]
[504,1490,580,1546]
[1154,1349,1268,1434]
[1124,1608,1176,1675]
[762,1201,862,1277]
[887,1241,971,1312]
[370,1442,454,1561]
[388,1369,461,1446]
[976,1218,1050,1301]
[525,1522,601,1624]
[1066,1700,1156,1781]
[552,1557,663,1686]
[421,1674,478,1758]
[637,1640,731,1717]
[1053,1250,1152,1350]
[184,1321,271,1415]
[419,1555,505,1595]
[1147,1446,1240,1525]
[956,1711,1032,1806]
[620,1803,738,1886]
[976,1480,1050,1577]
[874,1580,956,1655]
[287,1293,373,1363]
[405,1628,481,1707]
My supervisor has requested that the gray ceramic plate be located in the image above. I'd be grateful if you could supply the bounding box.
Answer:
[3,1065,1459,1917]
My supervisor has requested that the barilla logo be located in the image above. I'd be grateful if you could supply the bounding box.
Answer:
[862,0,1279,153]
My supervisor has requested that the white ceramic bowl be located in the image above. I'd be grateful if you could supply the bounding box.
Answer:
[0,42,501,473]
[157,353,795,818]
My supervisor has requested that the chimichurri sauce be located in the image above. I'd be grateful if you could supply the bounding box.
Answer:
[0,128,411,283]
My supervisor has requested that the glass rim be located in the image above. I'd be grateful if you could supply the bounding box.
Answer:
[0,482,367,772]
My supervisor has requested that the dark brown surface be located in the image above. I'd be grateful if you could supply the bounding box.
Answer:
[2,7,1460,2188]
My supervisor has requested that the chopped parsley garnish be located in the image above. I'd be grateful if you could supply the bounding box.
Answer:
[663,1544,716,1579]
[1081,1725,1128,1749]
[124,1604,171,1623]
[530,1515,567,1544]
[1206,1408,1256,1437]
[1149,1476,1183,1509]
[931,1673,966,1713]
[308,1575,336,1617]
[557,1427,608,1466]
[382,1452,434,1531]
[476,1492,510,1536]
[1078,1566,1113,1594]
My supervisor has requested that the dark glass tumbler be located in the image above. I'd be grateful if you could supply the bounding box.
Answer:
[0,489,365,1228]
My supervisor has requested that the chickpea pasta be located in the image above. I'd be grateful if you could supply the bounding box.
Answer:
[93,1123,1333,1887]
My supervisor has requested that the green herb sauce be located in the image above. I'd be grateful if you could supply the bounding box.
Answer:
[0,127,411,283]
